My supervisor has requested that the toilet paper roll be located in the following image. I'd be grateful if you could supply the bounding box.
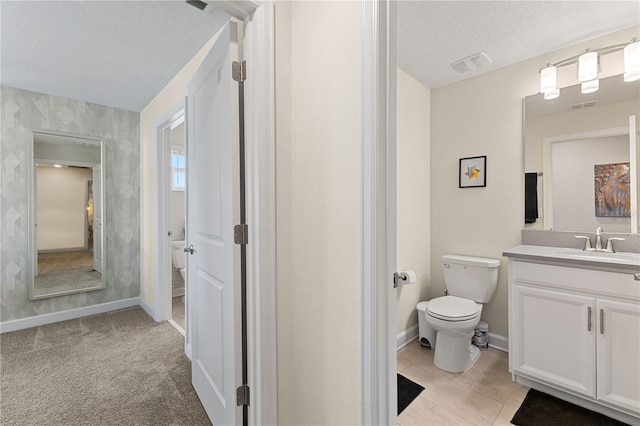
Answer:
[402,269,417,284]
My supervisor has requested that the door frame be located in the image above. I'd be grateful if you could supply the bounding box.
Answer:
[153,100,186,327]
[240,3,278,424]
[542,126,630,232]
[150,2,277,424]
[362,1,397,424]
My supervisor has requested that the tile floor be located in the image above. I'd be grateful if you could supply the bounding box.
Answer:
[398,339,529,426]
[172,295,185,330]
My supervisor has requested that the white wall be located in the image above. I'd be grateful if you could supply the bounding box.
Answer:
[36,166,92,251]
[430,26,638,338]
[275,2,362,424]
[396,68,430,335]
[553,135,629,232]
[139,29,223,307]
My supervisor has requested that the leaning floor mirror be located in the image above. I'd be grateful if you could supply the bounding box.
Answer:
[28,131,106,300]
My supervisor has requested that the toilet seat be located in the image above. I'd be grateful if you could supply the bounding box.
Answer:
[426,296,480,322]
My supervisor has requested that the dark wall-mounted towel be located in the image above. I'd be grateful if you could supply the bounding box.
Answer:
[525,173,538,224]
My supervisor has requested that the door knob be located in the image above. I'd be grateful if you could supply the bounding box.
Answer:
[184,244,195,255]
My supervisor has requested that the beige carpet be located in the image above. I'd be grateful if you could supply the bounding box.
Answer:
[35,250,101,296]
[0,307,211,426]
[37,250,94,275]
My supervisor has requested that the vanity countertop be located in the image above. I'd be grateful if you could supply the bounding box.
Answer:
[503,245,640,273]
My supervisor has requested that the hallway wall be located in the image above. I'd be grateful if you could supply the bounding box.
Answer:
[275,2,363,424]
[0,86,140,321]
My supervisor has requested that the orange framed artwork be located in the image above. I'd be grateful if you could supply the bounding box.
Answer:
[594,162,630,217]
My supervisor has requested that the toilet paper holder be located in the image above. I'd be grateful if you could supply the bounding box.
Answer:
[393,269,417,287]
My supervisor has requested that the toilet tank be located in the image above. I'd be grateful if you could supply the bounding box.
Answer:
[442,254,500,303]
[171,241,186,269]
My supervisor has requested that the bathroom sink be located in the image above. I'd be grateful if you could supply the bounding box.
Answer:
[556,249,640,264]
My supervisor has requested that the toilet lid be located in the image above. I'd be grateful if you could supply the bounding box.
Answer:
[426,296,480,321]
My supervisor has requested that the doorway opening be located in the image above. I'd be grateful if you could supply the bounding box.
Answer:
[154,101,187,341]
[167,120,187,333]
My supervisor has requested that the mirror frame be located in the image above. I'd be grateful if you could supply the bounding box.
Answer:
[28,129,106,300]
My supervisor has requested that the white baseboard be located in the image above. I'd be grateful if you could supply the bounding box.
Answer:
[396,324,419,350]
[395,326,507,352]
[138,297,157,320]
[488,333,508,352]
[0,298,140,334]
[168,318,185,336]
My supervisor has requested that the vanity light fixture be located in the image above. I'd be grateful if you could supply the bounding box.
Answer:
[624,39,640,82]
[539,37,639,100]
[581,79,599,94]
[578,50,598,82]
[578,50,599,94]
[540,65,559,99]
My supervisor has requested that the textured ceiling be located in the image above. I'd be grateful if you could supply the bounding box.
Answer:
[1,1,229,111]
[398,1,640,89]
[2,1,639,110]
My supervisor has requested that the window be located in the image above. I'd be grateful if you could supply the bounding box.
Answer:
[171,151,186,190]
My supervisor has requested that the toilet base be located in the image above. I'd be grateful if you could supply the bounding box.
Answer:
[433,332,481,373]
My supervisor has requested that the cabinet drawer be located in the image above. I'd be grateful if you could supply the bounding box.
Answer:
[511,261,640,300]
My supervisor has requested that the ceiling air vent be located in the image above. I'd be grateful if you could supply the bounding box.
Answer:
[186,0,208,11]
[450,52,492,73]
[570,100,599,110]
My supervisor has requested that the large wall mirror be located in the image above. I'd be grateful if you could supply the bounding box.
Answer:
[29,131,105,300]
[524,74,640,233]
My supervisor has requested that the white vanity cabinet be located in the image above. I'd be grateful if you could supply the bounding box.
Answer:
[596,299,640,413]
[507,258,640,423]
[511,284,596,397]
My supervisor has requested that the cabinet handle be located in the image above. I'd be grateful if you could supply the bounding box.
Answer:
[587,307,592,331]
[600,309,604,334]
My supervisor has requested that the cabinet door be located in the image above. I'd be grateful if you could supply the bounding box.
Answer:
[597,299,640,414]
[512,285,596,397]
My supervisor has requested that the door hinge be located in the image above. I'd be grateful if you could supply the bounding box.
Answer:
[232,60,246,82]
[234,224,249,245]
[236,384,250,406]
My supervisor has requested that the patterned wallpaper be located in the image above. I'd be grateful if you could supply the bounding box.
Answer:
[1,86,140,322]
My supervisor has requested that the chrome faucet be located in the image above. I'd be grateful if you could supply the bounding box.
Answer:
[575,235,593,251]
[595,227,604,251]
[576,227,626,253]
[605,237,625,253]
[575,227,625,253]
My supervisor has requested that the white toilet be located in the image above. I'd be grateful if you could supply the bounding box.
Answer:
[417,254,500,373]
[171,240,186,282]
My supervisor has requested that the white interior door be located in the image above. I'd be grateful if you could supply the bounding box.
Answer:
[92,164,102,273]
[187,22,242,425]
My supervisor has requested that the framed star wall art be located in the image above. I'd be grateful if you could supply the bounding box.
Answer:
[459,155,487,188]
